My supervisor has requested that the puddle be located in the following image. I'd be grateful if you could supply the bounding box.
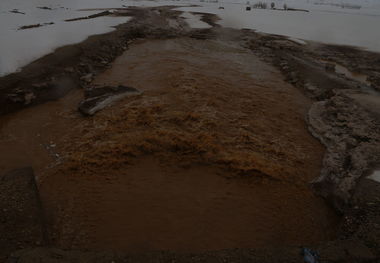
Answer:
[334,63,369,85]
[323,61,380,99]
[322,60,370,85]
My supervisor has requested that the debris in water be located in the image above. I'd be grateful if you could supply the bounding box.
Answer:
[37,6,53,10]
[78,85,141,116]
[65,11,111,22]
[9,9,25,15]
[18,22,54,30]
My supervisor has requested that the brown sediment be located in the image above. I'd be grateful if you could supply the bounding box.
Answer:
[38,38,338,251]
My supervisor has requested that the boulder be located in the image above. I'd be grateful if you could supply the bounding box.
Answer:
[78,85,141,116]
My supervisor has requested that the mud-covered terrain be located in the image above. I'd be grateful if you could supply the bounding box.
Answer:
[0,6,379,263]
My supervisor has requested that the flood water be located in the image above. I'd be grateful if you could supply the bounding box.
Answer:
[37,37,338,250]
[177,2,380,53]
[1,0,380,76]
[0,0,133,76]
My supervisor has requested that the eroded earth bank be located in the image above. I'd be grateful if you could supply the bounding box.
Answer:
[0,6,379,263]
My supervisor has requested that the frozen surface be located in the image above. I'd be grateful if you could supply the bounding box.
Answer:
[180,12,212,28]
[368,170,380,183]
[177,1,380,53]
[0,16,130,76]
[1,0,380,76]
[0,0,188,76]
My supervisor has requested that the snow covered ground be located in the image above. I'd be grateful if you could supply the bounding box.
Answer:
[177,0,380,53]
[0,0,188,76]
[1,0,380,76]
[180,12,212,28]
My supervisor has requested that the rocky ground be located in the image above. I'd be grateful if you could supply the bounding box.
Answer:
[0,6,379,263]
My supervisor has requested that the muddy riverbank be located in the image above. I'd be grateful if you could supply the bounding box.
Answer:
[0,6,379,263]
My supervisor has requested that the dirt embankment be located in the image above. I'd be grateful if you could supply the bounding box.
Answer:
[244,29,380,257]
[245,30,380,204]
[0,6,379,263]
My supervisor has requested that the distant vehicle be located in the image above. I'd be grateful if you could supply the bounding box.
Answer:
[246,6,251,10]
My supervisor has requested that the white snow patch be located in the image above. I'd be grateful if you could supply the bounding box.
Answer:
[0,16,130,76]
[288,37,307,45]
[2,0,380,76]
[0,0,190,76]
[176,2,380,53]
[181,12,211,29]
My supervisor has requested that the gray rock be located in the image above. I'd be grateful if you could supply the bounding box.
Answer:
[24,92,36,105]
[78,85,141,116]
[80,73,93,83]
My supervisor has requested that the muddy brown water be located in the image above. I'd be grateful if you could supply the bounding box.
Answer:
[0,37,339,252]
[0,89,83,174]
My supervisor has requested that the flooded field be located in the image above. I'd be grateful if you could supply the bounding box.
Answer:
[177,2,380,53]
[1,0,380,76]
[0,0,132,76]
